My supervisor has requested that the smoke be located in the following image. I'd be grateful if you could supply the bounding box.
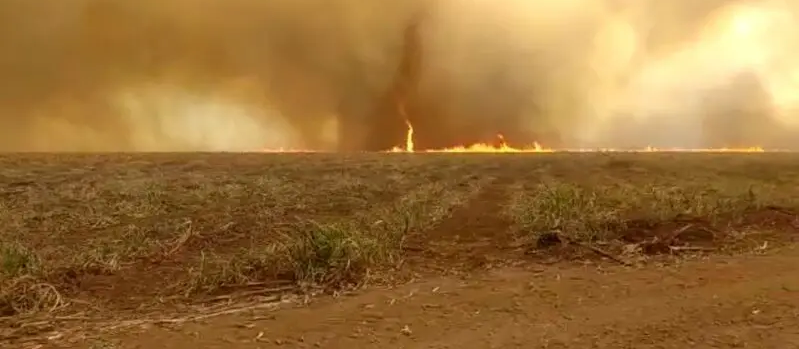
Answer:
[1,0,798,151]
[113,83,299,151]
[416,0,799,149]
[0,0,418,151]
[581,0,799,149]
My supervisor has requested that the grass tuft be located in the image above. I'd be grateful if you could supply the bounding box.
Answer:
[508,179,774,243]
[0,242,41,278]
[286,221,386,285]
[0,242,62,316]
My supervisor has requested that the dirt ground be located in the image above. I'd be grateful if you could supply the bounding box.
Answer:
[2,153,799,348]
[105,246,799,349]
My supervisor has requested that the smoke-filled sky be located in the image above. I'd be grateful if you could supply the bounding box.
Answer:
[1,0,798,151]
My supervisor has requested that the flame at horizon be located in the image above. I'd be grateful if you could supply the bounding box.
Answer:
[379,121,766,153]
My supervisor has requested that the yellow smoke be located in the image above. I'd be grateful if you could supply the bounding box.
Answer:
[579,0,799,148]
[2,0,799,151]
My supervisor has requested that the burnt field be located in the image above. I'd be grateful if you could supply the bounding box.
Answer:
[3,153,799,347]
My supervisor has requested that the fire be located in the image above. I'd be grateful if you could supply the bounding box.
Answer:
[427,134,551,153]
[388,118,554,152]
[255,120,770,153]
[404,119,414,152]
[388,120,768,153]
[389,125,550,153]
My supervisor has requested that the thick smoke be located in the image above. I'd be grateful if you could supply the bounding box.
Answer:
[1,0,798,151]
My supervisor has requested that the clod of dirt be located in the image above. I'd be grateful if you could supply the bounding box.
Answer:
[674,227,716,245]
[535,232,563,249]
[639,239,672,255]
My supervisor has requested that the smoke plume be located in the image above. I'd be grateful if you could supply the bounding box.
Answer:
[1,0,798,151]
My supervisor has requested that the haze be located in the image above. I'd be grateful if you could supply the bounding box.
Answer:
[1,0,798,151]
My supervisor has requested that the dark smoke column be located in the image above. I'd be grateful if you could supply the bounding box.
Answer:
[334,6,567,151]
[334,16,423,152]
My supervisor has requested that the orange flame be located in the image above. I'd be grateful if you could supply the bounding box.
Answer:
[255,120,770,153]
[388,120,767,153]
[404,119,414,152]
[428,134,551,153]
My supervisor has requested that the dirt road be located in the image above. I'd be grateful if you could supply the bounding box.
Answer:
[83,244,798,349]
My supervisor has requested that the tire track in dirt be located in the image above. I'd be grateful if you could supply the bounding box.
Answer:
[404,171,521,271]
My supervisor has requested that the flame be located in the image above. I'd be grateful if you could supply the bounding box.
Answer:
[255,120,770,153]
[404,119,414,152]
[388,120,554,152]
[429,134,551,153]
[387,120,767,153]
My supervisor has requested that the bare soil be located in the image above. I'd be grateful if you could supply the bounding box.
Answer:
[2,153,799,348]
[100,247,799,349]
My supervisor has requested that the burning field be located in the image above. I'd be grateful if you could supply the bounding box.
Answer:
[3,152,799,347]
[5,0,799,347]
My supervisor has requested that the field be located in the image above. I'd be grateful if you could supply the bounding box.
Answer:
[2,153,799,348]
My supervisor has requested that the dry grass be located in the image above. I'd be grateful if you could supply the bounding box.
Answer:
[504,153,799,258]
[507,179,772,241]
[0,153,488,318]
[2,152,799,322]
